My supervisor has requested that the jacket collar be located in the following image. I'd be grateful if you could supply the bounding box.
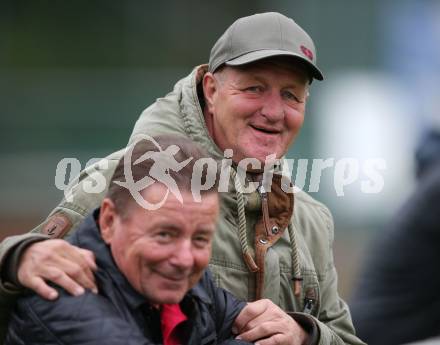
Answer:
[179,64,225,161]
[70,209,148,310]
[186,273,213,306]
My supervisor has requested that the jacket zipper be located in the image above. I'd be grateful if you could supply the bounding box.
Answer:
[303,288,316,314]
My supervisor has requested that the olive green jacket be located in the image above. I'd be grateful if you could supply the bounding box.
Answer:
[0,65,365,345]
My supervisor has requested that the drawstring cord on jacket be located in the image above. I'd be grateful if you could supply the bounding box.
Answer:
[230,168,259,272]
[230,167,302,296]
[288,223,303,296]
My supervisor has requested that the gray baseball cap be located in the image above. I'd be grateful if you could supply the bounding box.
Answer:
[208,12,324,81]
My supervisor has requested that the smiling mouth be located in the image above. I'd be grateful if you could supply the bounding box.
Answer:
[153,270,189,282]
[250,125,280,134]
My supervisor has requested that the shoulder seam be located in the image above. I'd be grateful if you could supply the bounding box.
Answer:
[59,203,90,218]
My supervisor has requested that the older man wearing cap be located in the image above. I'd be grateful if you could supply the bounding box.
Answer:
[0,12,365,345]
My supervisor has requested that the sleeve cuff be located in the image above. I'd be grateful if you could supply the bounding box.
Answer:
[1,236,49,291]
[287,312,320,345]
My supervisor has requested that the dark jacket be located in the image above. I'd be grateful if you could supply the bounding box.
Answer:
[5,210,248,345]
[351,131,440,345]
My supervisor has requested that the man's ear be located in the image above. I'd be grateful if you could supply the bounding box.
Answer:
[99,198,117,245]
[202,72,218,114]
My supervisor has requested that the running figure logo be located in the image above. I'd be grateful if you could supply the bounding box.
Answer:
[114,134,192,210]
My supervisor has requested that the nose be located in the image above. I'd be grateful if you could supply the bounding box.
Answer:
[169,240,194,270]
[260,91,284,122]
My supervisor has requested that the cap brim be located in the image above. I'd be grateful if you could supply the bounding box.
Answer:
[225,49,324,81]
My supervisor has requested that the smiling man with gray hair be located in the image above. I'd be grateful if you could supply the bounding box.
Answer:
[0,12,365,345]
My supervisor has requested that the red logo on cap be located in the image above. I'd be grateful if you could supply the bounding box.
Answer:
[300,45,314,61]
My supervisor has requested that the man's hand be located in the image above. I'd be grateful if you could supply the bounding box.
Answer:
[234,299,309,345]
[17,239,98,300]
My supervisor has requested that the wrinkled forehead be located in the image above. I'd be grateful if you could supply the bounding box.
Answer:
[218,56,312,84]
